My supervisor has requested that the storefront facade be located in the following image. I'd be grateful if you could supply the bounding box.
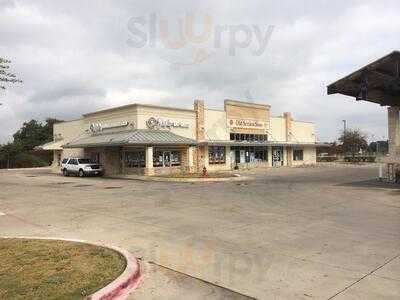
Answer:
[44,99,318,175]
[195,100,317,172]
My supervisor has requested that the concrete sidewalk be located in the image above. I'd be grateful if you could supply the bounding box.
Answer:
[108,173,248,183]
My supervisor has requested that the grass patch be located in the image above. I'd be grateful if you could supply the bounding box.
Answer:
[159,172,236,178]
[0,238,126,300]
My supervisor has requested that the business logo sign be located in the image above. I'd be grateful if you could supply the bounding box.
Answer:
[228,119,266,129]
[146,117,189,130]
[89,121,133,134]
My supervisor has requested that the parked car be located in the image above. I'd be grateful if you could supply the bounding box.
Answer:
[61,158,104,177]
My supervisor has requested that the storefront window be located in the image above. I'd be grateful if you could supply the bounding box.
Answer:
[255,147,268,161]
[170,151,181,166]
[209,146,226,164]
[125,151,145,168]
[153,151,164,167]
[232,146,268,163]
[230,133,268,142]
[90,152,100,164]
[153,150,181,167]
[293,149,304,161]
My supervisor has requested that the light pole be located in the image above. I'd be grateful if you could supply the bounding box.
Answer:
[376,140,380,155]
[342,120,347,156]
[371,134,377,155]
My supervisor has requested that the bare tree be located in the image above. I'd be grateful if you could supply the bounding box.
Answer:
[0,57,22,90]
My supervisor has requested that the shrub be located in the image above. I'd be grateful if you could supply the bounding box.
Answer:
[13,153,49,168]
[344,156,376,163]
[317,156,338,162]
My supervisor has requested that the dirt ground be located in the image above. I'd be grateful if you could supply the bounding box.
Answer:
[0,164,399,299]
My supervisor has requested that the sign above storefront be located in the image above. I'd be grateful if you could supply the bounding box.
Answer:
[228,118,267,129]
[146,117,189,130]
[89,121,133,134]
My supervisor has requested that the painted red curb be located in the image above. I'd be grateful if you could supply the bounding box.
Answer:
[88,246,142,300]
[1,236,143,300]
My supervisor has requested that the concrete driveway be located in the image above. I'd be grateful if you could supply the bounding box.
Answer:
[0,164,399,299]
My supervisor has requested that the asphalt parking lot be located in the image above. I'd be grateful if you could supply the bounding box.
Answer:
[0,164,399,299]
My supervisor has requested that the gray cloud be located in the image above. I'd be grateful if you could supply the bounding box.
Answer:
[1,0,399,143]
[27,83,106,104]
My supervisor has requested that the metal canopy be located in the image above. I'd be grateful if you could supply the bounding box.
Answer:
[63,129,197,148]
[327,51,400,106]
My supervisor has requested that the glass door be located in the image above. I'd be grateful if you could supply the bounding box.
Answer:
[230,149,236,167]
[272,147,283,167]
[240,150,245,163]
[235,149,240,164]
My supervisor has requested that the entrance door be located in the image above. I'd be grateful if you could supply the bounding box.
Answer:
[272,147,283,167]
[235,149,240,164]
[240,150,245,163]
[163,151,171,167]
[230,150,236,168]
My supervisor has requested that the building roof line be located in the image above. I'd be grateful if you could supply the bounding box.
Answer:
[83,102,194,117]
[224,99,271,109]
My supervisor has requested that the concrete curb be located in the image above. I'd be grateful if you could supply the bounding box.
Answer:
[0,167,52,171]
[109,173,250,183]
[1,236,143,300]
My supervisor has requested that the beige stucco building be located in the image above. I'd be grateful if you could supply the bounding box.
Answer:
[42,99,318,175]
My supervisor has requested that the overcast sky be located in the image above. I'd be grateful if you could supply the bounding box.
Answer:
[1,0,399,143]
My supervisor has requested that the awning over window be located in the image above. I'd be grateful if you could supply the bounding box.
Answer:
[35,140,64,151]
[63,129,197,148]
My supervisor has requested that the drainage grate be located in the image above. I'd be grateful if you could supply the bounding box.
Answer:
[26,175,37,178]
[104,186,122,189]
[73,184,93,188]
[56,182,73,185]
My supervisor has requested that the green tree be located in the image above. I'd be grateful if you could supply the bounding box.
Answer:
[43,118,62,140]
[0,142,22,168]
[0,118,62,168]
[368,141,388,154]
[338,129,368,157]
[12,119,63,151]
[13,120,49,151]
[0,57,22,90]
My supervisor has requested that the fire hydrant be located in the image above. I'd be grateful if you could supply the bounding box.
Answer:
[202,166,208,177]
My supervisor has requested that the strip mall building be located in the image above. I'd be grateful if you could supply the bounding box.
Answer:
[42,99,318,175]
